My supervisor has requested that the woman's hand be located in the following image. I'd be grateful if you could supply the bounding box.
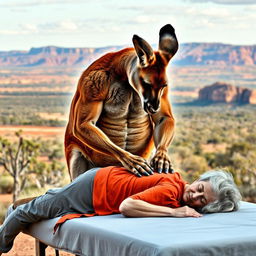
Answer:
[170,206,202,218]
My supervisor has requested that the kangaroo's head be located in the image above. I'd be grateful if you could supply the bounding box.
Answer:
[128,24,178,114]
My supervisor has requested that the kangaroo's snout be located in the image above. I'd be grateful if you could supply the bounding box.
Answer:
[144,101,159,114]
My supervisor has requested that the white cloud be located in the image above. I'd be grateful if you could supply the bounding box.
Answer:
[0,0,90,8]
[119,4,185,16]
[183,6,233,29]
[0,30,27,35]
[58,20,78,31]
[184,0,256,5]
[0,20,80,36]
[37,20,79,33]
[185,6,231,17]
[0,24,39,35]
[134,15,157,24]
[20,23,38,32]
[13,18,125,36]
[110,26,122,32]
[192,18,216,29]
[0,0,255,49]
[200,8,230,17]
[244,4,256,11]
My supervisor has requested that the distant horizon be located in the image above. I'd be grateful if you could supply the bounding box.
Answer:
[2,41,256,52]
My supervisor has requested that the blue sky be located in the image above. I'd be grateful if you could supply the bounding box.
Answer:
[0,0,256,51]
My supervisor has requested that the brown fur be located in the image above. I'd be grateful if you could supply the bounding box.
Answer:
[65,24,179,179]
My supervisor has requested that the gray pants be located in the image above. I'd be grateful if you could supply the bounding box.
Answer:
[0,167,99,253]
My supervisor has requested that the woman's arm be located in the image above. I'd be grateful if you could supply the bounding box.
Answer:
[119,198,202,218]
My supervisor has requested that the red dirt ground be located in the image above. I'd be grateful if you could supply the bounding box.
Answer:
[0,125,65,139]
[0,194,73,256]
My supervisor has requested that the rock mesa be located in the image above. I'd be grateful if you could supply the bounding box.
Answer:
[198,82,256,104]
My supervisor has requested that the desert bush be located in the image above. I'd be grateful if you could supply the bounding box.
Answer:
[171,106,256,201]
[0,175,13,194]
[0,131,40,201]
[0,202,9,224]
[240,186,256,203]
[0,132,67,202]
[180,155,208,173]
[30,159,67,188]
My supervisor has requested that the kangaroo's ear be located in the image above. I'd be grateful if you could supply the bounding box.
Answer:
[158,24,178,63]
[132,35,155,67]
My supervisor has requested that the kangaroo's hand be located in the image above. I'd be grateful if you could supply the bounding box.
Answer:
[119,152,154,177]
[150,149,174,174]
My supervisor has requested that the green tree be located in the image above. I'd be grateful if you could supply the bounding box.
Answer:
[31,160,66,188]
[0,131,40,202]
[0,131,67,202]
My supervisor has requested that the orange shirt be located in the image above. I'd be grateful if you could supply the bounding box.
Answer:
[93,166,187,215]
[54,166,187,233]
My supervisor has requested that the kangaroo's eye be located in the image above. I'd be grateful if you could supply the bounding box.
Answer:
[142,81,152,87]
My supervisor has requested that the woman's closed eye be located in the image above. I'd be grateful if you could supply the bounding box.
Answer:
[198,184,207,204]
[198,184,204,192]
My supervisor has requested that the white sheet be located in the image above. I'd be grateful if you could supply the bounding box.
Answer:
[25,201,256,256]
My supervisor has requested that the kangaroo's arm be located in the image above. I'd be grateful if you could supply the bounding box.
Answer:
[73,98,120,156]
[71,71,153,176]
[151,87,175,173]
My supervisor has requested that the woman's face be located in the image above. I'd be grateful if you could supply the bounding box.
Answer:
[183,180,217,209]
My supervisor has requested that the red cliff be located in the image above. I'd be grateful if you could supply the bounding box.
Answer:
[198,82,256,104]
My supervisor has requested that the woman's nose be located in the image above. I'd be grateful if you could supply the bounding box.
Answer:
[192,192,203,200]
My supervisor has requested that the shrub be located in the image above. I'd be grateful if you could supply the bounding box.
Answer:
[0,175,13,194]
[0,202,9,224]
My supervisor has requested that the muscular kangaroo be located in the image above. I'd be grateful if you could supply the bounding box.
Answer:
[65,24,179,179]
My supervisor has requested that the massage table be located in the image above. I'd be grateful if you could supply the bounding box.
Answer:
[25,201,256,256]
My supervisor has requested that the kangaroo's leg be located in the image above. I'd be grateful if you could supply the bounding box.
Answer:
[70,149,95,180]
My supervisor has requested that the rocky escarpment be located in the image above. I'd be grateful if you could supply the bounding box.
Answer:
[0,43,255,67]
[198,82,256,104]
[177,43,256,66]
[0,45,124,67]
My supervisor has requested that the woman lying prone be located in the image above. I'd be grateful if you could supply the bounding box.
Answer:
[0,166,241,254]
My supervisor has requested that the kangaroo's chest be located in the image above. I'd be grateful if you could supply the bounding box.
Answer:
[103,82,144,118]
[96,81,153,152]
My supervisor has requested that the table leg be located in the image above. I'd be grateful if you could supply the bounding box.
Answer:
[35,239,48,256]
[55,248,60,256]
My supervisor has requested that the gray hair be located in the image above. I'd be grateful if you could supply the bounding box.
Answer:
[199,170,242,213]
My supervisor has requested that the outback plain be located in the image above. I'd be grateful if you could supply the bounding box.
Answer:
[0,43,256,255]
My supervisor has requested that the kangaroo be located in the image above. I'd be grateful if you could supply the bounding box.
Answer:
[65,24,179,179]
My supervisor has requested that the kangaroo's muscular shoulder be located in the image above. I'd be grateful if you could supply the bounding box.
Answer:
[77,48,135,102]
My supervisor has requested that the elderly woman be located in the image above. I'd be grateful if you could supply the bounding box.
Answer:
[0,166,241,255]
